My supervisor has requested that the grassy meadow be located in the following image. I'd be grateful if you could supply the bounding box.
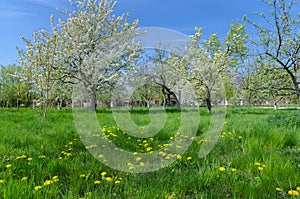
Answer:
[0,107,299,198]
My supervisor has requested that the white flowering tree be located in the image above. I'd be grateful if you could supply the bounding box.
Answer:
[55,0,140,111]
[18,0,141,113]
[18,26,60,118]
[174,22,248,112]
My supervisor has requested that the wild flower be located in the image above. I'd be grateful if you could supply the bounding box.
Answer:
[5,164,11,169]
[231,168,237,172]
[44,180,52,186]
[219,167,226,172]
[94,180,101,184]
[38,155,46,159]
[34,186,42,191]
[288,190,299,196]
[105,177,112,182]
[21,177,28,181]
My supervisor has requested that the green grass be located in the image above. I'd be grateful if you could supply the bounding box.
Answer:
[0,107,299,198]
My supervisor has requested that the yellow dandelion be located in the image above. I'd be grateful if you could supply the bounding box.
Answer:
[224,121,227,125]
[238,136,243,139]
[258,166,264,171]
[133,152,138,155]
[0,180,5,184]
[177,154,182,160]
[80,174,86,178]
[21,155,27,159]
[68,142,73,145]
[231,168,237,172]
[187,157,192,160]
[297,187,300,191]
[27,158,33,161]
[105,177,112,182]
[165,194,173,199]
[52,176,59,182]
[136,157,142,161]
[288,190,299,196]
[34,186,42,191]
[44,180,52,186]
[101,172,107,176]
[219,167,226,172]
[146,147,153,152]
[254,162,261,166]
[5,164,12,169]
[97,154,104,158]
[149,137,154,141]
[38,155,46,159]
[276,188,282,191]
[115,180,121,184]
[94,180,101,184]
[21,177,28,181]
[139,162,145,167]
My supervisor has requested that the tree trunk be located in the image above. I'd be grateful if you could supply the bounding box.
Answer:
[205,86,212,113]
[89,86,97,112]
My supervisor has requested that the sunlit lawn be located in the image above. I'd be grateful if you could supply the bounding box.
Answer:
[0,107,299,198]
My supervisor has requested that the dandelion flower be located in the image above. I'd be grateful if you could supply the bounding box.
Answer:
[34,186,42,191]
[97,154,104,158]
[254,162,261,166]
[258,166,264,171]
[101,172,107,176]
[136,157,142,161]
[219,167,226,172]
[5,164,11,169]
[115,180,121,184]
[105,177,112,182]
[38,155,46,159]
[297,187,300,191]
[276,188,282,191]
[288,190,299,196]
[80,174,86,178]
[44,180,52,186]
[139,162,145,167]
[177,155,182,160]
[94,180,101,184]
[27,158,33,161]
[187,157,192,160]
[21,177,28,181]
[146,147,153,152]
[165,194,173,199]
[0,180,5,184]
[52,176,59,182]
[231,168,237,172]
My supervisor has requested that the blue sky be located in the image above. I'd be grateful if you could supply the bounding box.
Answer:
[0,0,267,66]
